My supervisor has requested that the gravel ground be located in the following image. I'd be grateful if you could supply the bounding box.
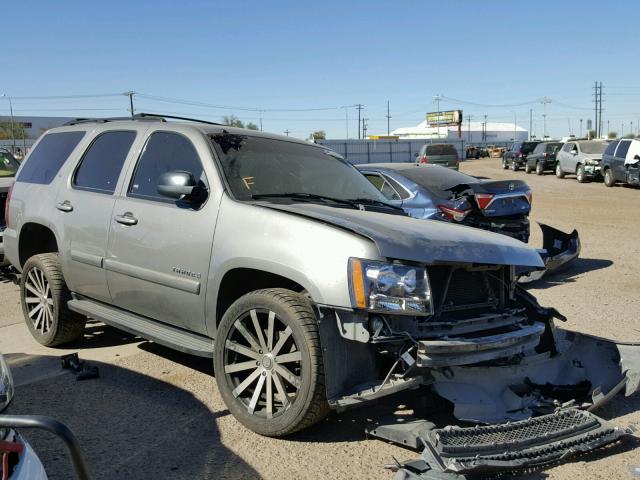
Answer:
[0,156,639,479]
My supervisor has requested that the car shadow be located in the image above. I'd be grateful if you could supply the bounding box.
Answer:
[4,352,260,480]
[527,257,613,290]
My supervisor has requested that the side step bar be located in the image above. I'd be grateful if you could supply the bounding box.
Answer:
[68,299,214,357]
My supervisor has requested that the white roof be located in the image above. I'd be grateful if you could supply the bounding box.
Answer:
[392,120,527,136]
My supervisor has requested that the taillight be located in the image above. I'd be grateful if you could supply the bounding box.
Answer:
[517,151,522,158]
[524,189,533,204]
[475,193,495,210]
[420,156,428,164]
[438,204,471,221]
[4,184,12,228]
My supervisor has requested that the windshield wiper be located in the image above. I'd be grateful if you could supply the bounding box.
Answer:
[347,198,405,212]
[251,193,361,209]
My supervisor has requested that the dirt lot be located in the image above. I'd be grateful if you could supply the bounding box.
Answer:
[0,157,639,479]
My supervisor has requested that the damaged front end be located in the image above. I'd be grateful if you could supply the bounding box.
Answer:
[319,262,638,478]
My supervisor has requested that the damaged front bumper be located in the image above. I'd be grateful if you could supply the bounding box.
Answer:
[518,223,581,283]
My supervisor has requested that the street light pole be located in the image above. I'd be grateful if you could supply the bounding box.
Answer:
[579,118,583,138]
[540,97,551,139]
[2,94,16,151]
[433,94,442,138]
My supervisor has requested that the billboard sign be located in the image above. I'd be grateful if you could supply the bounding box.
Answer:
[426,109,462,126]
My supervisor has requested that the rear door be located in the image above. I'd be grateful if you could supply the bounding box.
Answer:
[613,140,631,180]
[106,129,218,334]
[56,130,139,303]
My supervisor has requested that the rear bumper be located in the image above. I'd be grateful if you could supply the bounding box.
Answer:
[463,215,530,243]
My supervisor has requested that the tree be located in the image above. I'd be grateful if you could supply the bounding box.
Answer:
[222,115,244,128]
[311,130,326,140]
[608,131,618,139]
[0,121,27,140]
[587,129,597,139]
[622,133,635,139]
[246,122,259,130]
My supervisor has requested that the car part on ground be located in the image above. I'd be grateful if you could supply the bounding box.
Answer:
[356,163,532,243]
[518,223,581,283]
[2,116,637,478]
[60,353,99,381]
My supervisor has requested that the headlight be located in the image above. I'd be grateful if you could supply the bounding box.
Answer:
[585,159,600,166]
[0,354,14,414]
[348,258,433,315]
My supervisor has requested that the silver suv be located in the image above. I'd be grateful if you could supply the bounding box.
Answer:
[3,116,638,462]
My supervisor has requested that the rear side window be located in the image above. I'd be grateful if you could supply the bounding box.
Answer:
[604,141,618,156]
[129,131,206,202]
[73,131,136,194]
[615,140,631,159]
[17,131,85,184]
[521,143,538,154]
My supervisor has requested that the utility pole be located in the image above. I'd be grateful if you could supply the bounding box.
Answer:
[340,105,350,138]
[259,110,263,132]
[593,81,598,138]
[579,118,583,138]
[529,109,533,141]
[386,100,391,136]
[284,129,290,136]
[599,82,604,138]
[124,91,135,118]
[540,97,551,139]
[433,94,442,138]
[607,120,610,137]
[362,118,369,138]
[355,104,364,139]
[1,94,16,151]
[465,115,472,142]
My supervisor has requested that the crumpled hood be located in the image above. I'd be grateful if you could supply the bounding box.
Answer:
[260,203,544,268]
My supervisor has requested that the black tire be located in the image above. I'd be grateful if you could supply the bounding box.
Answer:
[20,253,86,346]
[536,162,545,175]
[502,158,509,170]
[214,288,328,437]
[576,164,588,183]
[555,163,565,179]
[603,168,615,187]
[511,160,519,172]
[524,163,532,174]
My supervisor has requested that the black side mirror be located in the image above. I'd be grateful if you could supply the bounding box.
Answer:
[157,170,197,199]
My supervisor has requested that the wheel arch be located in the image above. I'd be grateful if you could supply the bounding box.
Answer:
[18,222,60,268]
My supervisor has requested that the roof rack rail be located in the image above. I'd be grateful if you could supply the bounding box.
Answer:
[64,112,223,127]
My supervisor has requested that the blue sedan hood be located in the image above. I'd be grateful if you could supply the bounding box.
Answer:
[260,203,544,268]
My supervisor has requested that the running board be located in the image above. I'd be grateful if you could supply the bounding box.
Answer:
[67,299,214,357]
[378,409,631,479]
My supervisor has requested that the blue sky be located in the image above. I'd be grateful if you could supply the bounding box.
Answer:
[3,0,640,139]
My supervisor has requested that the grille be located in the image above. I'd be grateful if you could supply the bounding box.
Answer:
[435,409,598,455]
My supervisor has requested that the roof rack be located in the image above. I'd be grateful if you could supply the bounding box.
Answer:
[64,112,223,127]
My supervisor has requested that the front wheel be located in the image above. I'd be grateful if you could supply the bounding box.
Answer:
[214,288,328,437]
[603,168,615,187]
[524,163,532,174]
[536,162,544,175]
[555,163,565,179]
[20,253,86,346]
[576,164,588,183]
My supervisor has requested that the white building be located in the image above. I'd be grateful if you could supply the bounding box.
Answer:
[392,120,528,144]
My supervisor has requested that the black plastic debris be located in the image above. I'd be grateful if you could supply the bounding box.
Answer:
[61,353,99,381]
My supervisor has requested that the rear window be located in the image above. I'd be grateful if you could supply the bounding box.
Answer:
[425,144,457,156]
[17,131,85,184]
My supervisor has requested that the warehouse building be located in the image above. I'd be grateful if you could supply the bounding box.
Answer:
[392,120,528,143]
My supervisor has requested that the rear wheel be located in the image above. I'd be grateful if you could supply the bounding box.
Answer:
[214,288,328,437]
[20,253,86,346]
[536,162,544,175]
[502,158,509,170]
[576,164,588,183]
[555,163,565,179]
[603,168,615,187]
[524,163,532,174]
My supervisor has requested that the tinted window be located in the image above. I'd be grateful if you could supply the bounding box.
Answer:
[73,131,136,194]
[615,140,631,159]
[545,143,563,153]
[425,144,457,156]
[604,141,619,156]
[129,132,206,202]
[521,142,539,154]
[533,144,544,154]
[17,131,85,184]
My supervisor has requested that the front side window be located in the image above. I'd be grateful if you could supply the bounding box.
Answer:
[533,144,544,154]
[73,131,136,194]
[129,131,207,203]
[209,133,388,203]
[546,143,563,153]
[17,131,86,184]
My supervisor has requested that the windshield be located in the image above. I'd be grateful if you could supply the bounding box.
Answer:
[0,151,19,177]
[577,141,607,154]
[209,134,389,204]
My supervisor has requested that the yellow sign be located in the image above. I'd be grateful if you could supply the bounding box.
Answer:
[426,110,462,126]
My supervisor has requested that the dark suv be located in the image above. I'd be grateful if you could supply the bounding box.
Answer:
[601,139,640,187]
[502,141,541,171]
[524,142,563,175]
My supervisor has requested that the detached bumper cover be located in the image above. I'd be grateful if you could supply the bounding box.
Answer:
[519,223,581,283]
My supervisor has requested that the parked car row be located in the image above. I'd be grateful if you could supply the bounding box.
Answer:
[503,138,640,188]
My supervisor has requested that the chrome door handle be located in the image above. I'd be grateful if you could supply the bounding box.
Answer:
[56,201,74,213]
[114,212,138,226]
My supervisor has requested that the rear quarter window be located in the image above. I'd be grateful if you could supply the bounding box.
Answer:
[17,131,86,184]
[604,141,618,156]
[615,140,631,159]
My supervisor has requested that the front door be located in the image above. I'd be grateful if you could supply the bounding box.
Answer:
[56,130,138,303]
[106,130,217,334]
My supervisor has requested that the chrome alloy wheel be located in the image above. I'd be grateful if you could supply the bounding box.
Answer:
[23,267,54,334]
[223,309,302,419]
